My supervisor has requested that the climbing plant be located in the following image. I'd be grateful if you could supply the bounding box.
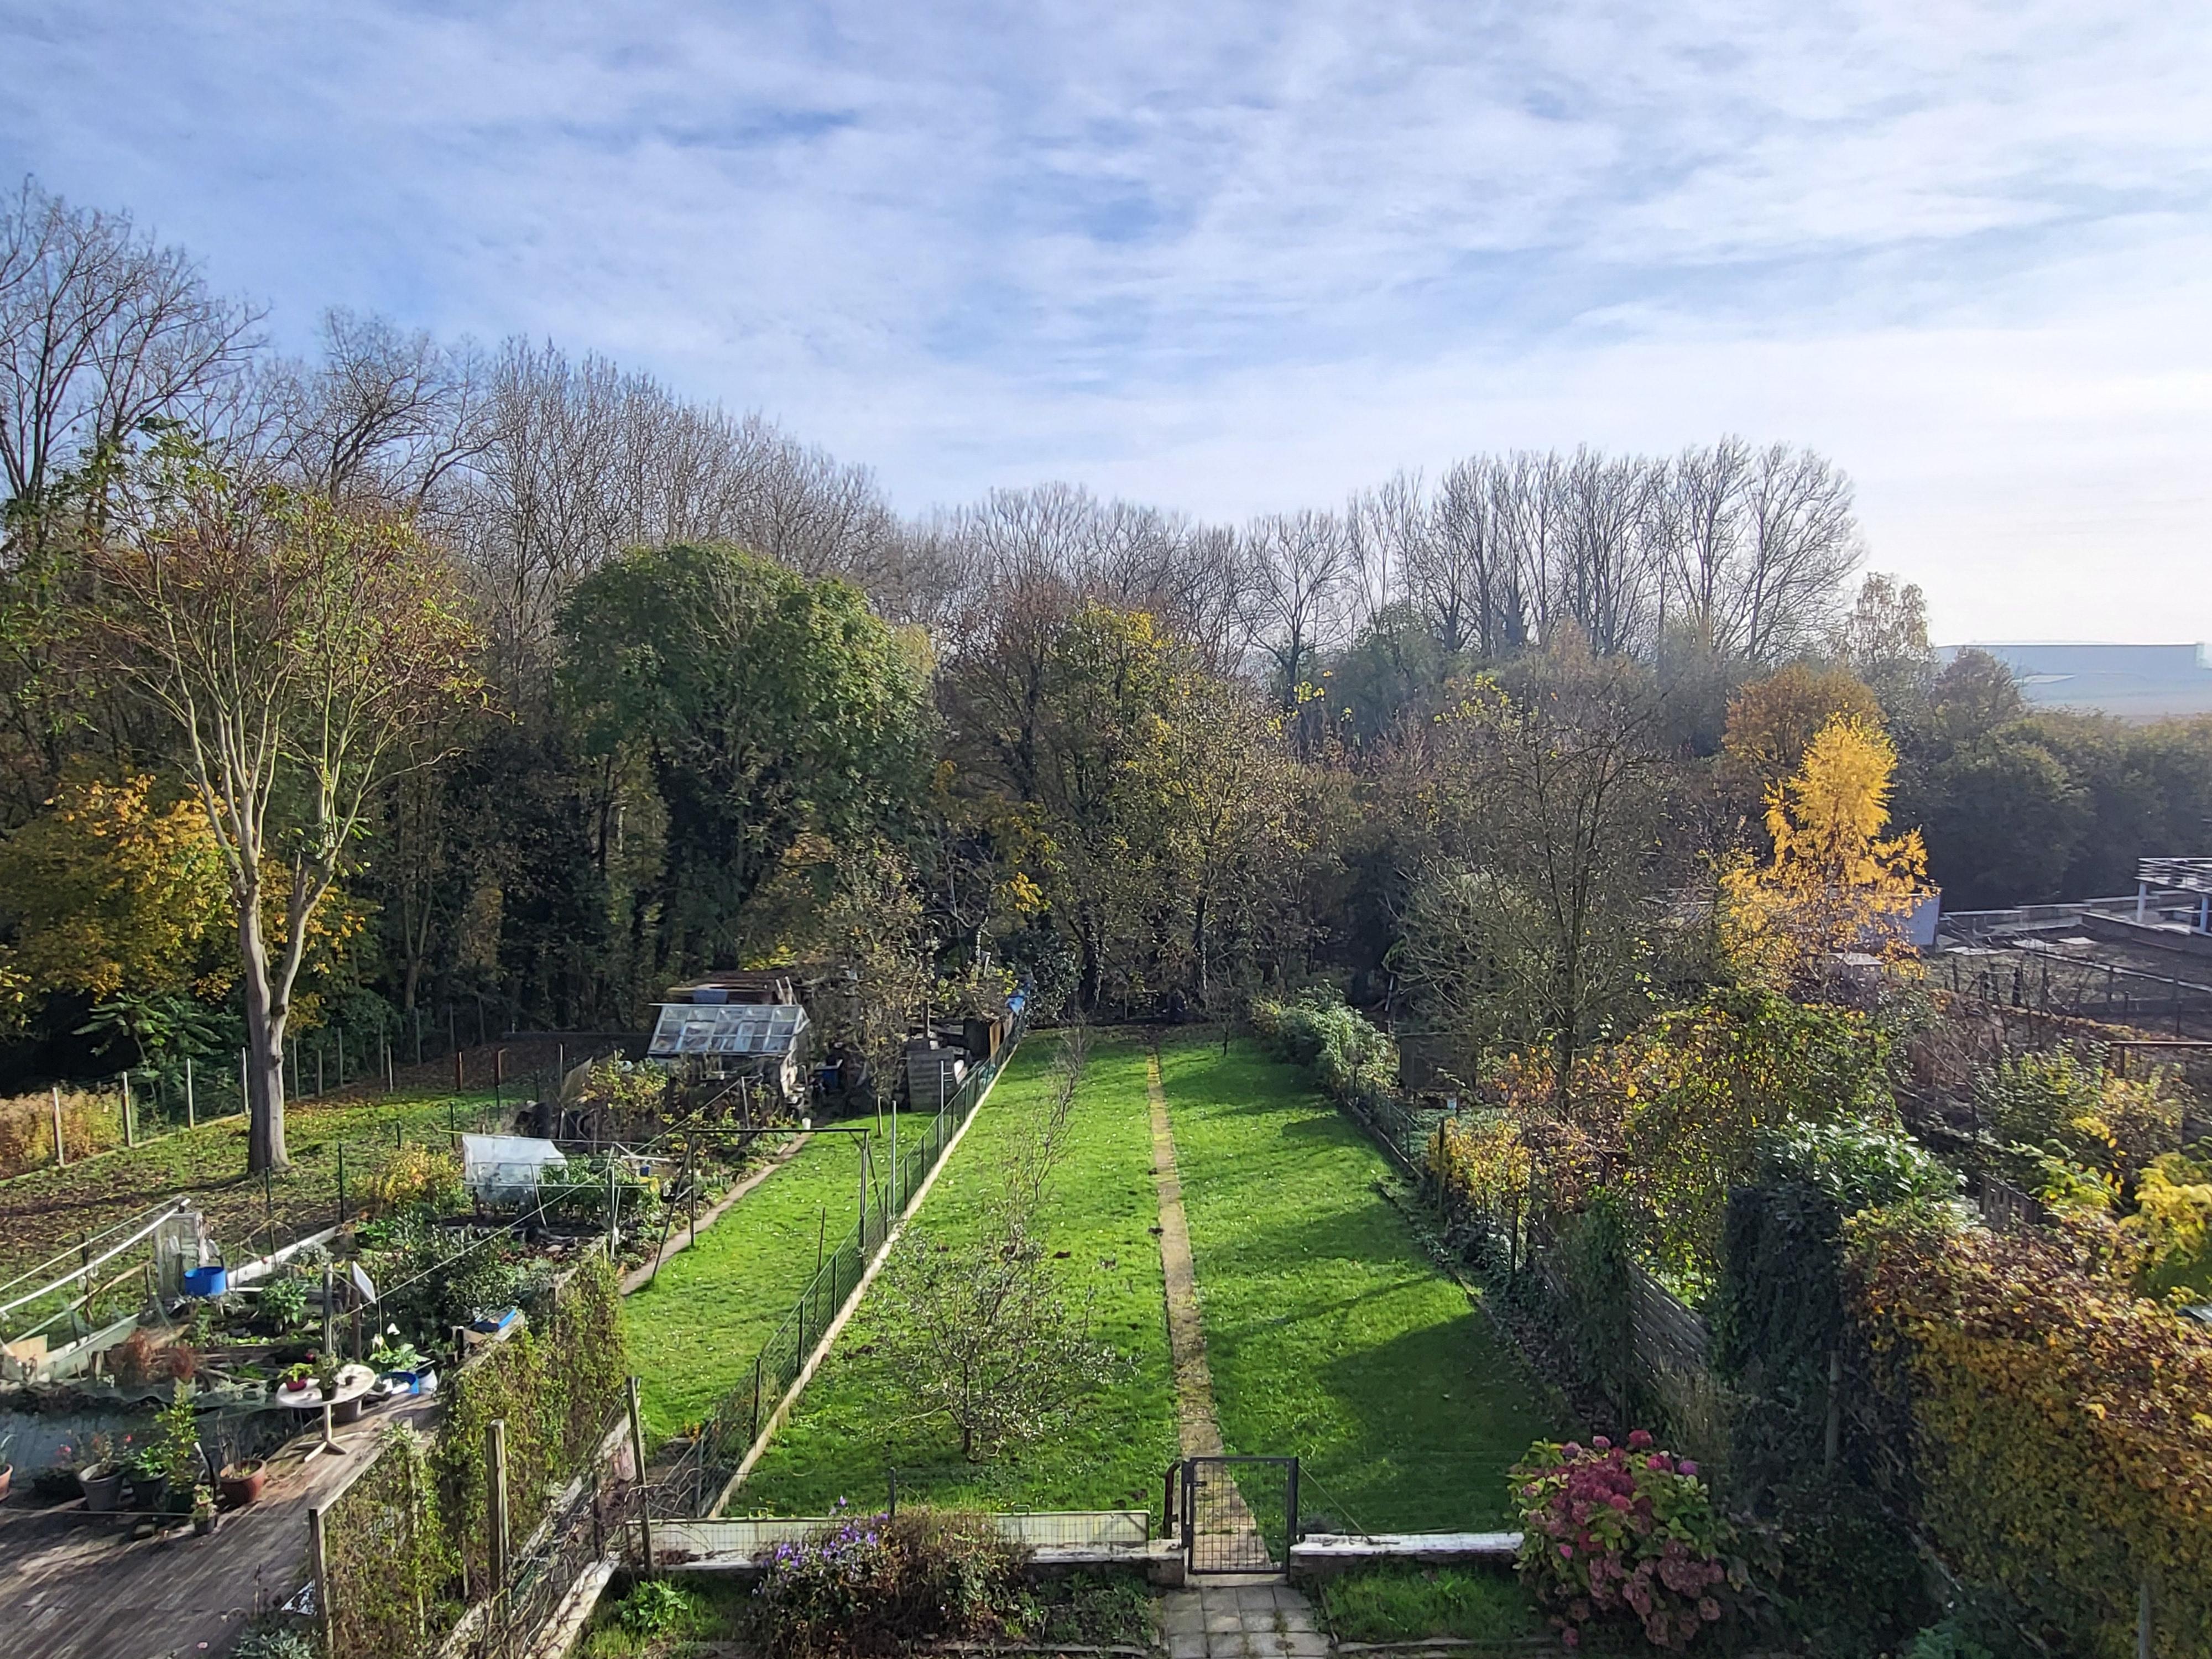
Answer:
[323,1425,451,1659]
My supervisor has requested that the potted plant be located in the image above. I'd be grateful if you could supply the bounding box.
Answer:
[191,1483,218,1535]
[119,1442,168,1511]
[218,1458,267,1508]
[277,1359,316,1397]
[77,1433,124,1512]
[145,1382,204,1515]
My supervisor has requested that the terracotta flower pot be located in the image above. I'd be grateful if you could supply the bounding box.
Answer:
[218,1464,265,1507]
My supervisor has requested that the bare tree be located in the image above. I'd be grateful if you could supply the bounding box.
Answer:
[0,179,260,554]
[878,1024,1115,1459]
[1243,507,1352,706]
[92,471,483,1170]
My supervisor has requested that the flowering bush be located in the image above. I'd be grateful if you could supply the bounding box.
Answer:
[754,1505,1031,1657]
[1509,1431,1749,1650]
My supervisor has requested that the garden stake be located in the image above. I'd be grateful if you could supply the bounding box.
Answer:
[122,1073,133,1147]
[487,1419,510,1598]
[50,1084,63,1168]
[336,1143,346,1222]
[185,1056,195,1128]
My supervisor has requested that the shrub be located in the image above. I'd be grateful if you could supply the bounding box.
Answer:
[359,1142,465,1217]
[1849,1207,2212,1657]
[0,1084,122,1177]
[753,1507,1032,1658]
[2125,1152,2212,1301]
[1509,1430,1751,1651]
[1251,989,1397,1098]
[259,1276,309,1329]
[1970,1049,2180,1187]
[618,1577,698,1636]
[231,1627,318,1659]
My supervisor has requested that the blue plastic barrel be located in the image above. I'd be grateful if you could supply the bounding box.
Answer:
[182,1265,228,1298]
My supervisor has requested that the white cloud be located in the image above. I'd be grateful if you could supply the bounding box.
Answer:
[1,0,2207,638]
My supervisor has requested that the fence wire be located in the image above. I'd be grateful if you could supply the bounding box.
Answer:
[655,1015,1028,1516]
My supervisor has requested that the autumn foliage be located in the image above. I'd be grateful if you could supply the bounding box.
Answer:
[1721,715,1927,985]
[1849,1208,2212,1657]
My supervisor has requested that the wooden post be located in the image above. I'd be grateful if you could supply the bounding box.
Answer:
[51,1084,65,1168]
[487,1418,510,1599]
[185,1056,196,1129]
[384,1035,395,1093]
[627,1376,654,1570]
[454,1049,465,1092]
[336,1144,347,1224]
[308,1504,335,1656]
[122,1073,134,1148]
[1823,1349,1841,1472]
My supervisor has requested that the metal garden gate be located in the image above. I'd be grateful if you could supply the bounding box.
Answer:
[1172,1456,1298,1575]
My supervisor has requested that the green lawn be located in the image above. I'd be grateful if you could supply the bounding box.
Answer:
[0,1087,510,1281]
[1159,1036,1563,1530]
[624,1129,877,1439]
[737,1039,1180,1516]
[1317,1564,1547,1645]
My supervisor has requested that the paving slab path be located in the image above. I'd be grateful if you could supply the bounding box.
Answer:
[1157,1575,1333,1659]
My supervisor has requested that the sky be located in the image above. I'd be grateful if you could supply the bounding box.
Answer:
[3,1,2208,643]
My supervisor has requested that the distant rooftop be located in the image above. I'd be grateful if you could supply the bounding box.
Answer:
[1938,641,2212,722]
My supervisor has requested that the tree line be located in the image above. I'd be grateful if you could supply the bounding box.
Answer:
[2,175,2206,1166]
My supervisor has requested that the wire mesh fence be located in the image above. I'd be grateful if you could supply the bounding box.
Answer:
[654,1014,1029,1516]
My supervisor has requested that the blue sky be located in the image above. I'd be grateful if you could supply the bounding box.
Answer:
[4,1,2209,640]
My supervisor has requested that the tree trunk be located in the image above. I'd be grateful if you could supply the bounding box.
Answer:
[237,905,291,1173]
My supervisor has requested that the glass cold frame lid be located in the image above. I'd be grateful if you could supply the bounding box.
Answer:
[648,1002,808,1057]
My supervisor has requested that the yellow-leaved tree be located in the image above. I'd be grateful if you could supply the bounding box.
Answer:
[1722,714,1927,984]
[0,774,233,1018]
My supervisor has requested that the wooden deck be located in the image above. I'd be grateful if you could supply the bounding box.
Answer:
[0,1395,438,1659]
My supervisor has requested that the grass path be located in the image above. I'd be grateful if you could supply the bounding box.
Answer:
[1158,1036,1562,1531]
[737,1039,1180,1516]
[623,1129,874,1440]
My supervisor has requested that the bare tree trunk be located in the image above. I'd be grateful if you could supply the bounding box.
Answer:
[236,902,291,1172]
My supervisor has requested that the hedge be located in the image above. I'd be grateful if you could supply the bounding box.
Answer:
[1849,1209,2212,1658]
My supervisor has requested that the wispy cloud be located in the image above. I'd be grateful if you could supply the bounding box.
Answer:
[2,0,2208,638]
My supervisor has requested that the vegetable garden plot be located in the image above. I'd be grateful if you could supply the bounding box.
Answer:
[624,1129,875,1439]
[1158,1036,1562,1531]
[737,1040,1180,1516]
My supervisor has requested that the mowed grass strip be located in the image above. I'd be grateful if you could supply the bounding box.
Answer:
[1159,1036,1562,1530]
[737,1039,1179,1516]
[0,1088,507,1280]
[624,1129,873,1440]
